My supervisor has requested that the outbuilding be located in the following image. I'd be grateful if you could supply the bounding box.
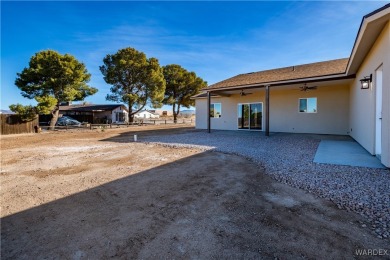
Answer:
[59,104,129,124]
[134,110,160,119]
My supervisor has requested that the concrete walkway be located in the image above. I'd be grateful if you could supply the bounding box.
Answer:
[314,140,385,169]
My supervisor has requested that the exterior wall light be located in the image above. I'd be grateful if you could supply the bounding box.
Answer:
[360,74,372,89]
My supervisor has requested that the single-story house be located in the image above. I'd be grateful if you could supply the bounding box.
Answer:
[59,103,129,124]
[150,109,173,117]
[134,110,160,119]
[180,110,196,116]
[193,4,389,167]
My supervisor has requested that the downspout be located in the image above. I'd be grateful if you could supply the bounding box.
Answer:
[207,91,211,133]
[265,85,270,136]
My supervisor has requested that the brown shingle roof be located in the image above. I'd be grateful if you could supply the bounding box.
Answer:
[60,104,128,112]
[207,58,349,90]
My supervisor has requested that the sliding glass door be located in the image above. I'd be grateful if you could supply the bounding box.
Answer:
[238,104,250,129]
[250,103,262,129]
[238,103,262,130]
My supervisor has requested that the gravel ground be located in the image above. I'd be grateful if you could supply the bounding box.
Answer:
[144,130,390,239]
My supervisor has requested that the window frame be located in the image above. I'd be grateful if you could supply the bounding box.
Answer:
[115,111,126,122]
[298,97,317,113]
[237,102,263,131]
[210,103,222,118]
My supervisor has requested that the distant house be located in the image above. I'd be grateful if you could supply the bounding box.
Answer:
[59,103,129,124]
[180,110,196,116]
[150,109,173,117]
[134,110,160,119]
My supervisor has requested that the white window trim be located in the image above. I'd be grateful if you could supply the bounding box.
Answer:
[298,97,317,113]
[237,102,263,131]
[210,103,222,118]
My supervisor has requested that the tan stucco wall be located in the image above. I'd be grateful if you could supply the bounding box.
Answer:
[196,93,265,131]
[196,83,350,135]
[270,85,350,134]
[349,22,389,167]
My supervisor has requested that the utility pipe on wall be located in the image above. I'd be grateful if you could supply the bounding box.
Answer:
[265,85,270,137]
[207,91,211,133]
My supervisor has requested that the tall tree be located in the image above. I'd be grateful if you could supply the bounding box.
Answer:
[9,96,57,122]
[100,47,166,122]
[163,64,207,123]
[15,50,97,129]
[9,104,38,122]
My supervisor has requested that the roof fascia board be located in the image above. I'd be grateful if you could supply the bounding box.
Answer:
[347,20,367,73]
[346,4,390,74]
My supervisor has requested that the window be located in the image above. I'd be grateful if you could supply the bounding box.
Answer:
[299,98,317,113]
[116,112,125,122]
[238,103,262,130]
[210,103,221,118]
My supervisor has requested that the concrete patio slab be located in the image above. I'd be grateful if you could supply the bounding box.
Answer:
[314,140,385,168]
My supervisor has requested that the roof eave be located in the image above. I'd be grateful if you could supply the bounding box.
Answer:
[204,73,355,92]
[191,92,227,99]
[59,104,129,112]
[346,4,390,74]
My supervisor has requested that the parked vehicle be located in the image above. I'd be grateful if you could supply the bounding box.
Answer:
[52,116,82,126]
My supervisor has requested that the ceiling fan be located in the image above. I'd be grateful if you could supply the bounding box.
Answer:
[300,84,317,92]
[240,90,253,96]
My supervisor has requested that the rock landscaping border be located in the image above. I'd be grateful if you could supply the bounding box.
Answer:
[144,130,390,239]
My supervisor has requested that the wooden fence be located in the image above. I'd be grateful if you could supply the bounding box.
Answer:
[35,118,194,131]
[0,114,39,135]
[134,118,194,125]
[89,119,194,129]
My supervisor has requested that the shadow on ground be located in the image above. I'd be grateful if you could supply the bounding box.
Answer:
[1,150,387,259]
[99,127,390,240]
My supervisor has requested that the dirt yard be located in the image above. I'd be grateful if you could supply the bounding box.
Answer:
[1,125,388,259]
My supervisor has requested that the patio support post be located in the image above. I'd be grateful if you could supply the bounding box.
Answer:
[207,91,211,133]
[265,85,270,136]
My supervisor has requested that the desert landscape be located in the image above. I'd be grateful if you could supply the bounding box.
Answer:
[1,125,388,259]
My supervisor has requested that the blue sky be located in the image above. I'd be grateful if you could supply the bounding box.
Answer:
[1,1,387,110]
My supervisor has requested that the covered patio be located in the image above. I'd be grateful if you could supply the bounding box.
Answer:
[193,58,355,136]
